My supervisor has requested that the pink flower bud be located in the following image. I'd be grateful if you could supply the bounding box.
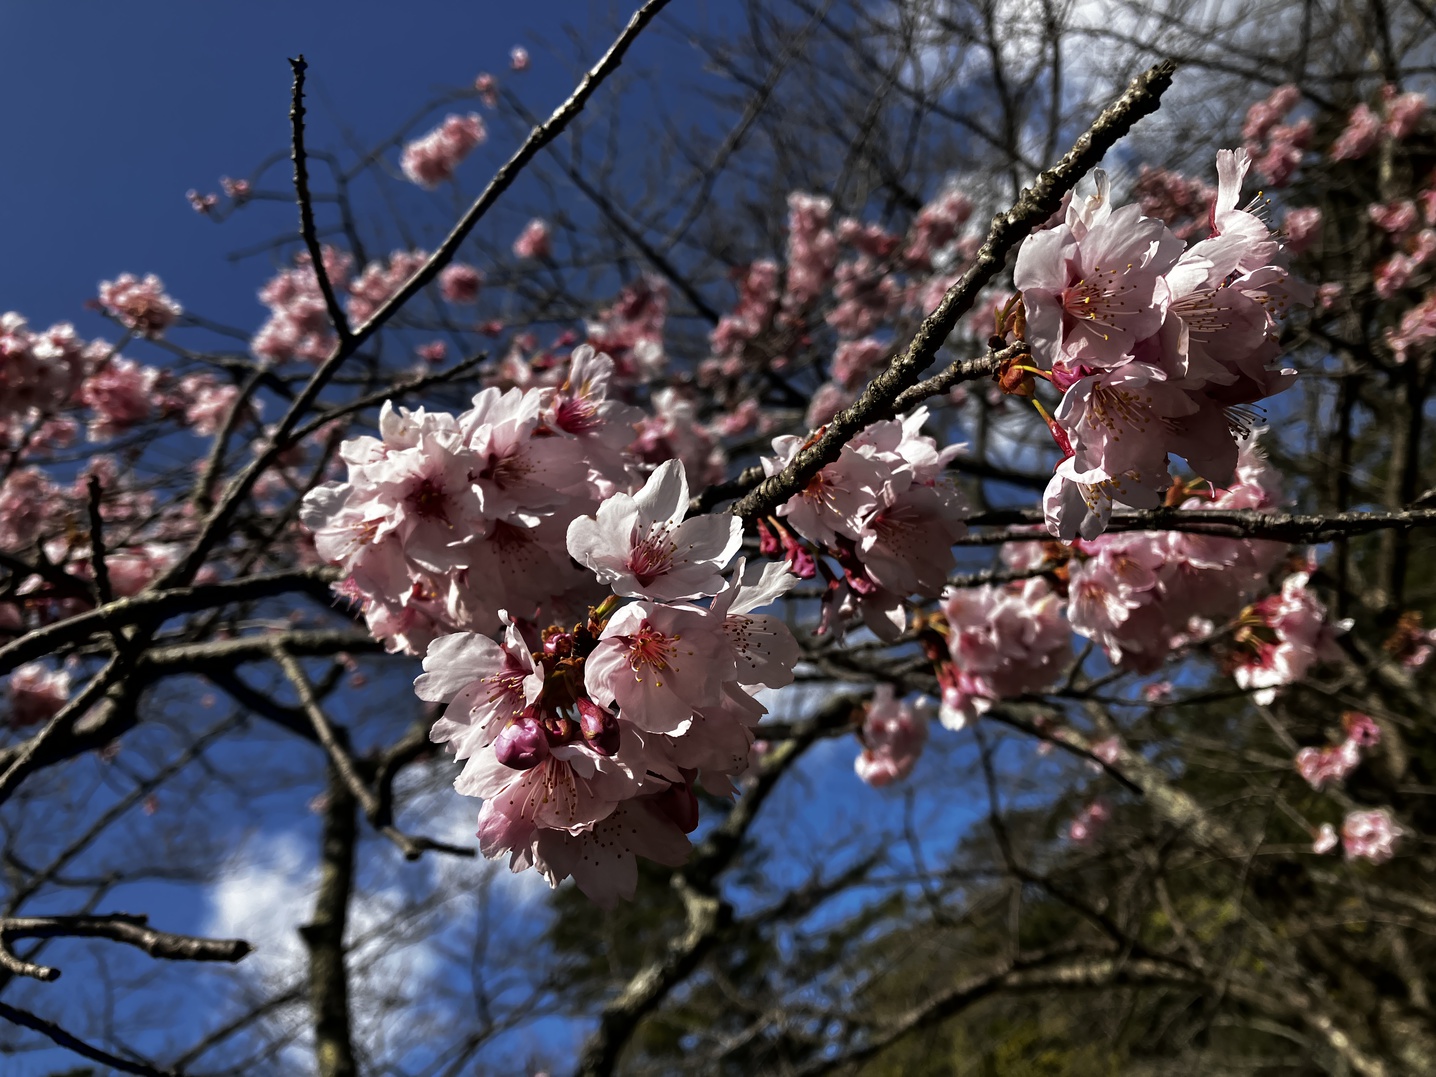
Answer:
[494,717,549,770]
[576,698,621,756]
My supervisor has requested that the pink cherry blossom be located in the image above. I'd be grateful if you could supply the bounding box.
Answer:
[416,616,545,760]
[81,356,160,440]
[1242,84,1301,144]
[1068,800,1110,844]
[854,685,928,787]
[1382,86,1426,139]
[938,577,1069,726]
[708,558,801,689]
[348,250,429,324]
[176,373,239,437]
[513,218,552,260]
[710,259,780,360]
[1295,739,1361,790]
[186,189,217,214]
[6,663,70,728]
[1233,571,1347,704]
[831,337,886,389]
[904,186,973,267]
[252,247,353,364]
[1284,206,1323,253]
[0,314,84,419]
[439,263,484,304]
[1330,103,1383,161]
[1015,195,1182,368]
[1312,823,1339,854]
[401,113,487,189]
[1341,807,1404,863]
[567,458,742,602]
[584,602,734,733]
[97,274,182,338]
[782,192,838,313]
[510,46,530,72]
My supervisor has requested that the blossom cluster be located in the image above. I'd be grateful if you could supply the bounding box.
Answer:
[1314,807,1406,863]
[414,459,800,904]
[301,345,637,655]
[1231,566,1348,705]
[760,407,967,639]
[1015,150,1313,541]
[97,274,182,338]
[400,113,487,189]
[5,662,71,728]
[933,576,1069,727]
[1296,711,1381,790]
[1066,439,1287,672]
[853,685,929,787]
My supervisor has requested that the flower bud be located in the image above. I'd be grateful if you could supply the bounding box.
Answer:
[576,698,621,756]
[653,780,701,833]
[493,717,549,770]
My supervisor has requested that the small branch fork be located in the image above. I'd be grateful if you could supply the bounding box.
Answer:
[728,59,1179,522]
[273,646,474,861]
[0,913,250,983]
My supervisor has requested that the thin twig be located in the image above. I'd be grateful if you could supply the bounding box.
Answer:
[0,999,180,1077]
[85,475,113,606]
[289,55,351,340]
[0,913,250,983]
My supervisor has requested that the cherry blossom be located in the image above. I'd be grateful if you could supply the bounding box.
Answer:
[439,263,484,304]
[1341,808,1404,863]
[1014,194,1183,368]
[567,458,742,602]
[513,218,552,260]
[937,578,1069,727]
[1233,571,1348,704]
[401,113,486,188]
[97,274,182,338]
[6,663,70,728]
[853,685,928,787]
[1330,103,1383,161]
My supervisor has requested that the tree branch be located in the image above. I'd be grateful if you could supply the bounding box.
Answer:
[0,913,250,983]
[729,58,1178,522]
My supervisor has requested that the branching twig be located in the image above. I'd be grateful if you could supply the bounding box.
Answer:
[0,913,250,983]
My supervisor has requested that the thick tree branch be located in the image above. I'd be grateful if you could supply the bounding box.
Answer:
[956,506,1436,545]
[301,768,359,1077]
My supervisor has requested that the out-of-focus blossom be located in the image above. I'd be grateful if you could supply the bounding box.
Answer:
[98,274,182,338]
